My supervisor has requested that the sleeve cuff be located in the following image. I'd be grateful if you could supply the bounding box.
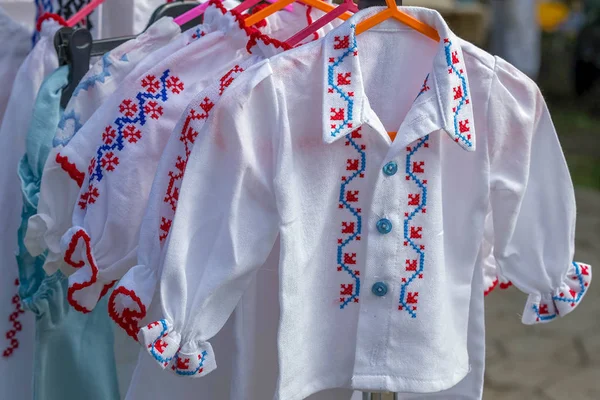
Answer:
[61,226,115,313]
[139,319,216,377]
[108,265,157,340]
[522,262,591,324]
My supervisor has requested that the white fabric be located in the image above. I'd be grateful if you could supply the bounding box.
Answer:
[0,1,35,29]
[0,8,31,122]
[58,1,308,314]
[0,18,60,400]
[148,7,591,399]
[25,16,182,277]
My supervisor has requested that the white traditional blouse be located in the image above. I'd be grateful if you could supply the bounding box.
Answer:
[58,0,325,317]
[0,18,60,400]
[24,16,182,275]
[141,7,591,399]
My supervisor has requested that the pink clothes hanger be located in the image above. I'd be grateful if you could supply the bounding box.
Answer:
[174,0,293,27]
[67,0,105,27]
[285,0,356,46]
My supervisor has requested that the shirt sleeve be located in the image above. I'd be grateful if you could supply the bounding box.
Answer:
[138,66,281,377]
[488,57,591,324]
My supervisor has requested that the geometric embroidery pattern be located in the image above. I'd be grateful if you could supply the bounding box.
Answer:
[72,52,113,98]
[532,262,591,322]
[399,135,429,317]
[444,38,472,149]
[337,127,365,308]
[416,73,430,100]
[79,70,183,209]
[2,279,24,358]
[159,65,244,243]
[55,109,83,147]
[327,25,358,138]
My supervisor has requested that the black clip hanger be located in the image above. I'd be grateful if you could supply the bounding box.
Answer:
[359,0,401,10]
[54,26,93,108]
[90,0,201,58]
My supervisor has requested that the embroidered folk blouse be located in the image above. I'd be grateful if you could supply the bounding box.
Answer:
[59,1,321,316]
[142,7,592,399]
[25,16,183,276]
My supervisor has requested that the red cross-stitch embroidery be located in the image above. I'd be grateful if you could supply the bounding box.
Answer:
[119,99,138,117]
[333,35,350,49]
[78,184,99,209]
[144,101,164,120]
[405,259,418,271]
[219,65,243,95]
[337,72,351,85]
[141,75,161,94]
[166,76,184,94]
[330,108,345,121]
[341,221,355,234]
[101,152,119,171]
[2,279,24,358]
[123,125,142,143]
[102,126,116,144]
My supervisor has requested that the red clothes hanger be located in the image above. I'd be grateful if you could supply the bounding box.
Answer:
[285,0,357,47]
[66,0,105,27]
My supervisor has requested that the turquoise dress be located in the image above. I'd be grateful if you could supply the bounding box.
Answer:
[16,65,120,400]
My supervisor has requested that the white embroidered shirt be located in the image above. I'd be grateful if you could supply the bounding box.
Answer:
[142,7,591,399]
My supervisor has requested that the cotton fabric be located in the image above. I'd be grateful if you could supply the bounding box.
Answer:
[17,65,121,400]
[25,16,182,277]
[0,18,60,400]
[144,7,591,399]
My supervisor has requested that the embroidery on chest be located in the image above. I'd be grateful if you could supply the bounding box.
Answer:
[159,65,244,243]
[337,127,366,309]
[327,27,358,138]
[78,70,184,210]
[444,39,472,149]
[399,135,429,317]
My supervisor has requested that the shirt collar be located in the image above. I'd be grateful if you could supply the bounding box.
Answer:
[321,7,475,151]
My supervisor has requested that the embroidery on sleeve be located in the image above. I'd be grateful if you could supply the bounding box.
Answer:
[2,279,24,357]
[72,52,113,97]
[160,65,244,242]
[337,127,365,308]
[78,70,184,209]
[399,136,429,317]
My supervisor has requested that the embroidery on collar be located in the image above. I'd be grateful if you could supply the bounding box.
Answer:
[443,38,473,150]
[327,26,359,139]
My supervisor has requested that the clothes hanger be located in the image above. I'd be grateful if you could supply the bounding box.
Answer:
[173,0,293,27]
[355,0,439,40]
[285,0,357,47]
[244,0,353,27]
[92,1,202,57]
[55,1,203,108]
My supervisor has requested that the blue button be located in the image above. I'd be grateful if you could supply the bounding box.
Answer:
[372,282,388,297]
[376,218,392,234]
[382,161,398,176]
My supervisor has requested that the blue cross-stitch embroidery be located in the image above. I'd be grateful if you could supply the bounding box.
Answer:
[337,131,365,309]
[148,319,175,364]
[532,262,589,321]
[399,136,429,318]
[54,110,82,147]
[72,52,113,98]
[173,351,208,376]
[444,39,472,148]
[328,26,358,138]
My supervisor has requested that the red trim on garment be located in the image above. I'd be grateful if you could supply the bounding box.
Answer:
[108,286,147,341]
[484,278,498,296]
[499,281,513,290]
[64,229,98,313]
[56,153,85,187]
[36,12,68,32]
[2,279,24,358]
[305,6,320,42]
[99,281,117,299]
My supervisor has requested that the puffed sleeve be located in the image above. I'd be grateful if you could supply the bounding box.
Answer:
[138,64,281,376]
[488,57,591,324]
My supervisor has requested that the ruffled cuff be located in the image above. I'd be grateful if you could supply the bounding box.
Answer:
[522,262,591,324]
[109,265,157,340]
[139,319,216,377]
[61,226,115,313]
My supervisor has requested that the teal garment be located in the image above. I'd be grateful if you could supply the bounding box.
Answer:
[16,66,121,400]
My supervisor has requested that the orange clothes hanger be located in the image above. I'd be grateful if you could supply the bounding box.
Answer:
[245,0,353,27]
[355,0,439,40]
